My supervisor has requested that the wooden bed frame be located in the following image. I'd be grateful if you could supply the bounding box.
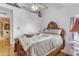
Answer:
[14,21,65,56]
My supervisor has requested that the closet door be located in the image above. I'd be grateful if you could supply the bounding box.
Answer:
[0,17,10,56]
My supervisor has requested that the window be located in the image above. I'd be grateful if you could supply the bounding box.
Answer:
[74,32,79,42]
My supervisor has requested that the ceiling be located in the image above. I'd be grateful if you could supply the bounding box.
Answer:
[17,3,79,11]
[18,3,79,8]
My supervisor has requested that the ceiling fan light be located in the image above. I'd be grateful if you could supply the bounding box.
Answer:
[31,5,38,11]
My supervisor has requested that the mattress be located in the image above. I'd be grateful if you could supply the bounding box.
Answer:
[18,33,63,56]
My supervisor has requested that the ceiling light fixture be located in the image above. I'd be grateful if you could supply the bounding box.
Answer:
[31,5,38,11]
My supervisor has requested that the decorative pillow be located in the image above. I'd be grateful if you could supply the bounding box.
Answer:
[23,34,33,37]
[23,33,39,37]
[44,28,62,35]
[43,29,51,34]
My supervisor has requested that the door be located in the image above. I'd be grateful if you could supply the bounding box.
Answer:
[0,17,10,56]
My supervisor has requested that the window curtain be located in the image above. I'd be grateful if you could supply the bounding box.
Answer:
[70,17,79,41]
[69,17,76,41]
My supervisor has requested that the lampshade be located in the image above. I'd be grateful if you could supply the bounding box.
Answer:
[70,18,79,32]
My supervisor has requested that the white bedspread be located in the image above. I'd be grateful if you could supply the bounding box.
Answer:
[18,33,63,56]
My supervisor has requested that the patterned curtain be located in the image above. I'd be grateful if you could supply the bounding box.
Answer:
[69,16,79,41]
[69,17,76,41]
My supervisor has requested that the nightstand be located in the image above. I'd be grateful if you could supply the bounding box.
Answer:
[61,41,79,56]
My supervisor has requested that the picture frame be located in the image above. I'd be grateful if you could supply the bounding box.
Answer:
[4,23,10,30]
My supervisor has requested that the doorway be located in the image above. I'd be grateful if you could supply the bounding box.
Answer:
[0,6,13,56]
[0,17,10,55]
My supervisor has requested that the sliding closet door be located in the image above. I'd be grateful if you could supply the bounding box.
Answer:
[0,17,10,56]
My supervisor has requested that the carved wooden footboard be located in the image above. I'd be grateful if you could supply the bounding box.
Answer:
[14,39,64,56]
[14,39,27,56]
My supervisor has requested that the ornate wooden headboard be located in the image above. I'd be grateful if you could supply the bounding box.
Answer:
[47,21,65,47]
[46,21,65,39]
[47,21,58,29]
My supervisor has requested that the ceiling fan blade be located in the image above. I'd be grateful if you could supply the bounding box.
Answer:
[35,4,48,9]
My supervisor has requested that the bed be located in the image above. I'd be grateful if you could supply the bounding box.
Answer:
[14,21,65,56]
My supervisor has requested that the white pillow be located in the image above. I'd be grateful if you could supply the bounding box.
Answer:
[44,29,62,35]
[50,29,62,35]
[44,29,51,34]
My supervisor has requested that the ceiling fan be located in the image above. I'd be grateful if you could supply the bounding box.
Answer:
[31,3,48,10]
[7,3,48,17]
[32,3,48,17]
[18,3,48,17]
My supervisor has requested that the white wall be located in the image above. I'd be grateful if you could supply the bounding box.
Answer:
[13,9,42,39]
[12,5,43,47]
[41,4,79,44]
